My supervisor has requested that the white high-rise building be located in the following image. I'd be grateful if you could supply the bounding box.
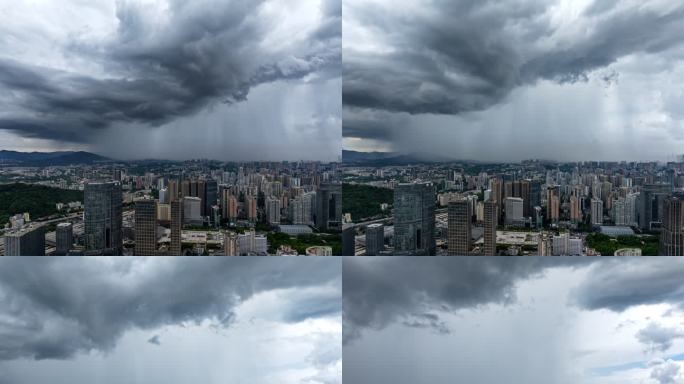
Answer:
[290,192,315,225]
[552,233,569,255]
[237,230,268,255]
[592,182,602,200]
[613,193,637,226]
[568,238,583,256]
[183,196,202,226]
[159,187,168,204]
[266,197,281,225]
[553,233,583,255]
[505,197,524,226]
[591,198,604,225]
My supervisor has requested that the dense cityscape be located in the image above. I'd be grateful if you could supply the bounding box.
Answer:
[1,154,342,256]
[343,159,684,256]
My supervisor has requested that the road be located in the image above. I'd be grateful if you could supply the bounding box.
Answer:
[352,207,448,228]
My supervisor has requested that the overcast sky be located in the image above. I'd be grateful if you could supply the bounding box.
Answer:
[0,257,341,384]
[343,257,684,384]
[343,0,684,161]
[0,0,341,161]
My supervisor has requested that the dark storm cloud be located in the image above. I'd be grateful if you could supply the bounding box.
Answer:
[280,288,343,324]
[572,258,684,312]
[342,257,589,343]
[343,0,684,141]
[0,257,340,361]
[344,0,543,115]
[345,0,684,114]
[400,312,450,335]
[0,0,340,143]
[341,109,406,143]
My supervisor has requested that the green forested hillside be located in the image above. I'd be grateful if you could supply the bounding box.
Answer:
[342,184,393,222]
[0,183,83,225]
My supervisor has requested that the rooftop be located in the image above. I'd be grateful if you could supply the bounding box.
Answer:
[599,226,635,236]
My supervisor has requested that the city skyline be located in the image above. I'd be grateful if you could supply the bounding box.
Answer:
[343,0,684,162]
[343,151,684,165]
[0,0,341,162]
[0,257,342,384]
[343,160,684,255]
[1,159,343,256]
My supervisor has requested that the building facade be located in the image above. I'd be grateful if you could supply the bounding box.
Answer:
[316,183,342,232]
[365,223,384,256]
[5,225,45,256]
[183,196,202,226]
[134,198,157,256]
[504,197,524,226]
[55,222,73,255]
[393,183,436,256]
[170,199,183,255]
[484,201,497,255]
[84,181,123,255]
[591,198,604,226]
[448,200,471,255]
[661,193,684,255]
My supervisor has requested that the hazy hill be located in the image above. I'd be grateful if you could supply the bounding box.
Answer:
[0,150,110,166]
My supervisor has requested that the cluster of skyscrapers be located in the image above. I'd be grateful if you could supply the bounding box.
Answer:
[346,161,684,256]
[2,162,342,256]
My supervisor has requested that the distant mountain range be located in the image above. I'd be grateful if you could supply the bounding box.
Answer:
[342,150,458,165]
[0,150,111,166]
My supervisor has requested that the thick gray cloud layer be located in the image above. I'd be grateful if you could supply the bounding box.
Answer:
[0,0,341,160]
[343,0,684,160]
[342,257,591,343]
[343,257,684,343]
[0,257,341,361]
[572,258,684,312]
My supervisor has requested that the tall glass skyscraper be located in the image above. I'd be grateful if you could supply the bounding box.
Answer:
[483,201,497,255]
[638,183,672,231]
[170,199,183,255]
[316,183,342,232]
[55,222,73,255]
[365,223,385,256]
[204,179,218,219]
[393,182,436,256]
[448,199,471,255]
[661,192,684,255]
[84,181,123,255]
[134,198,157,256]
